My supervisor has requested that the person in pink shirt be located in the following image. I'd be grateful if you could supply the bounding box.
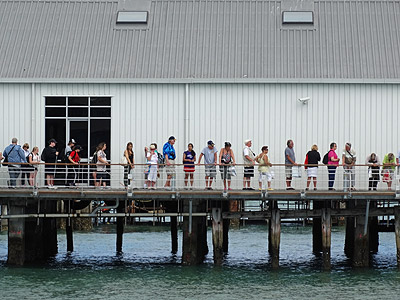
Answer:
[327,142,340,190]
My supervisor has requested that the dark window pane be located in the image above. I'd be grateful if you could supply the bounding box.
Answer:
[45,119,66,155]
[68,108,88,117]
[90,108,111,117]
[90,119,111,159]
[45,119,66,186]
[68,97,88,106]
[46,107,66,117]
[46,97,66,106]
[70,121,88,159]
[90,97,111,106]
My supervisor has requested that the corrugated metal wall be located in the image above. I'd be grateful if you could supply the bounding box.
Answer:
[1,82,399,167]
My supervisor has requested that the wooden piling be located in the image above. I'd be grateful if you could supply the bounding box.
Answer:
[66,220,73,252]
[171,216,178,254]
[269,209,281,269]
[182,199,207,265]
[212,208,223,265]
[394,207,400,269]
[7,202,25,265]
[321,208,332,270]
[116,205,124,253]
[312,200,324,254]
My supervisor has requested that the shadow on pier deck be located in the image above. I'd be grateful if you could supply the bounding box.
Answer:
[1,188,399,270]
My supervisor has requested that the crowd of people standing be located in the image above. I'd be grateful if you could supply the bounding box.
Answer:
[1,136,400,191]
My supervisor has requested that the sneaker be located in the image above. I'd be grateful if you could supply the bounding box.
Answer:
[228,188,232,191]
[248,188,255,190]
[267,188,274,191]
[286,187,295,190]
[305,188,309,191]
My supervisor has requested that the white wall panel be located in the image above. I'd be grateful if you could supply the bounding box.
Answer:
[0,83,32,148]
[0,82,399,172]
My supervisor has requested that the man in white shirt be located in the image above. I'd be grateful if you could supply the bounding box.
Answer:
[243,139,256,190]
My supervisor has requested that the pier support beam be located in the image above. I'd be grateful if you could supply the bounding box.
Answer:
[116,205,124,253]
[269,209,281,269]
[182,199,208,265]
[8,199,58,265]
[312,201,323,254]
[353,214,369,267]
[66,219,73,252]
[321,208,332,270]
[369,201,379,254]
[395,207,400,269]
[171,216,178,254]
[212,208,223,265]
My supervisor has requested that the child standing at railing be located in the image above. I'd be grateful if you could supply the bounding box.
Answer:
[147,144,158,189]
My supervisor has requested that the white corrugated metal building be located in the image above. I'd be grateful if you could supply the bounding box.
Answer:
[1,0,400,188]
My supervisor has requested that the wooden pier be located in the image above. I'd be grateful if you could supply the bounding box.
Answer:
[1,188,400,269]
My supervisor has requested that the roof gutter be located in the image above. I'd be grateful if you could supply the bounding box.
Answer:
[0,78,400,84]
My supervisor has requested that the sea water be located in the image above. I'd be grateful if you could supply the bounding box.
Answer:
[0,225,400,299]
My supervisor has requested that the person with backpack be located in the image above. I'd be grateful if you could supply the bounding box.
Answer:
[66,145,82,187]
[342,142,357,191]
[305,144,321,190]
[3,138,26,188]
[183,143,196,189]
[41,139,59,189]
[326,142,340,190]
[163,136,176,189]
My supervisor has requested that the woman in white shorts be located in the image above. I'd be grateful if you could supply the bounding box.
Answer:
[256,146,273,191]
[305,144,321,190]
[146,144,158,189]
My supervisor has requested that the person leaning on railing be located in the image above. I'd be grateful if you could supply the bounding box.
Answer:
[366,153,380,191]
[382,153,396,190]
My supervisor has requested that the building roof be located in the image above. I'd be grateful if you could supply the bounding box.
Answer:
[0,0,399,81]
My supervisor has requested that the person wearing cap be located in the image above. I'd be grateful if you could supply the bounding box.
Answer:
[342,142,356,191]
[66,145,82,187]
[243,139,256,190]
[163,136,176,189]
[146,144,158,189]
[198,140,218,190]
[3,137,26,188]
[41,138,59,189]
[65,139,76,155]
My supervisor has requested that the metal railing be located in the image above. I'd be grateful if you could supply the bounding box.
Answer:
[0,162,398,192]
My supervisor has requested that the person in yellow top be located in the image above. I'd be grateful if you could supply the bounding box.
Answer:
[382,153,396,190]
[255,146,273,191]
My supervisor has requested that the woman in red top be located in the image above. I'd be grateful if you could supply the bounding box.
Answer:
[67,145,82,187]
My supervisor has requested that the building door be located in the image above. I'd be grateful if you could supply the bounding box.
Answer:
[68,120,88,160]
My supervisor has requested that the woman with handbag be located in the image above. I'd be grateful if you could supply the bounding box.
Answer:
[122,142,135,187]
[256,146,273,191]
[219,142,236,191]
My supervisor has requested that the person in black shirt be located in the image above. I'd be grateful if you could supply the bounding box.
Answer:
[41,139,59,189]
[305,144,321,190]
